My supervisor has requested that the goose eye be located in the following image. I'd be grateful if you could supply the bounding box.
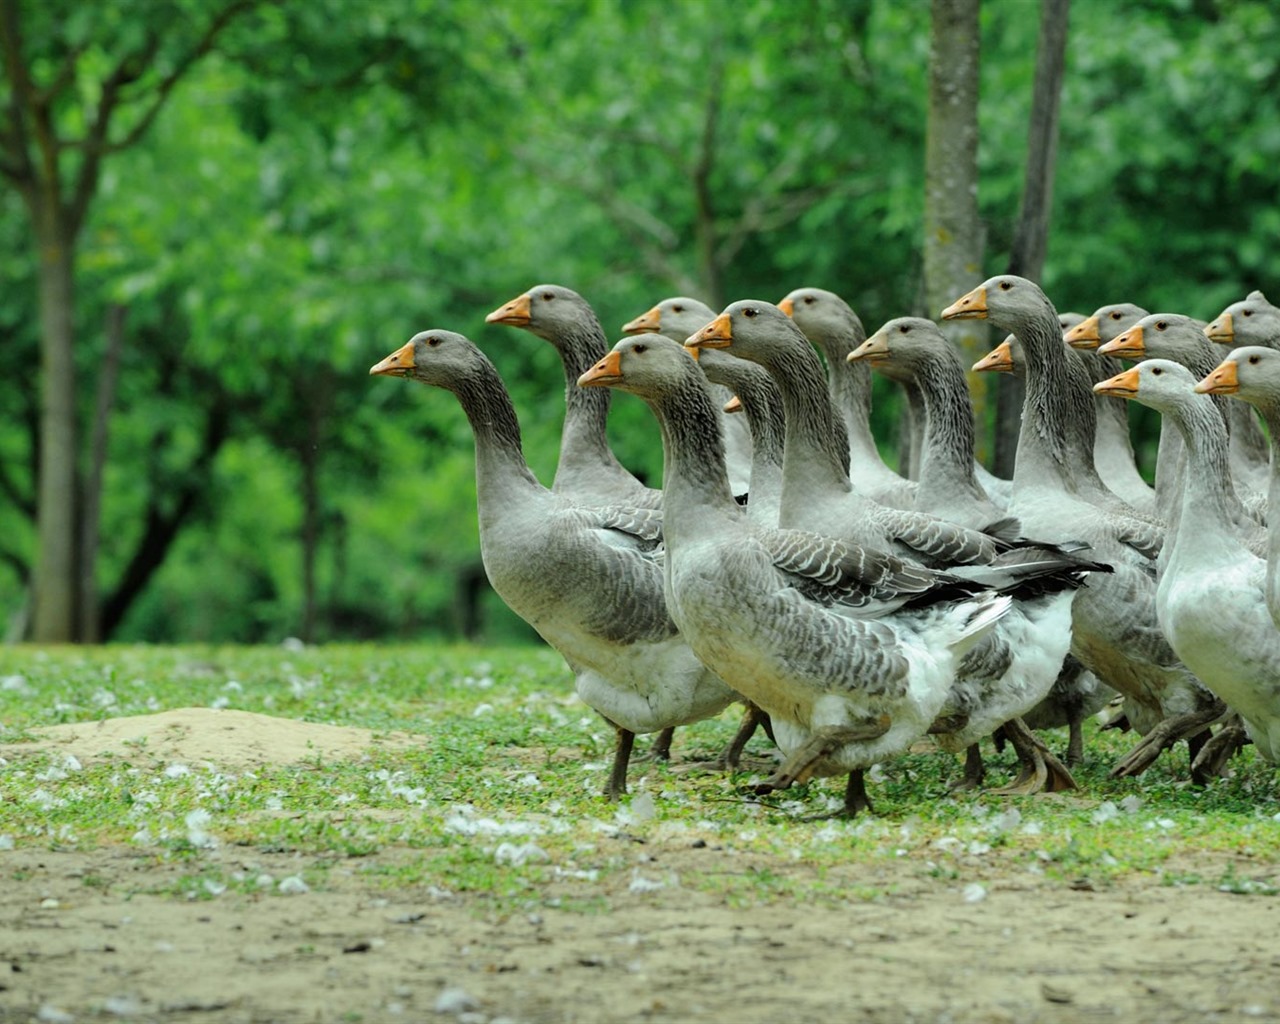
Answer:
[803,296,815,305]
[633,343,647,354]
[672,304,683,313]
[1243,308,1253,317]
[1110,311,1121,320]
[743,308,758,318]
[1155,321,1167,331]
[899,325,909,333]
[1151,366,1162,375]
[999,281,1012,291]
[427,336,441,347]
[542,292,555,302]
[1249,355,1261,365]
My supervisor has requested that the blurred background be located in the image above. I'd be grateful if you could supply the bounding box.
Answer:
[2,0,1276,646]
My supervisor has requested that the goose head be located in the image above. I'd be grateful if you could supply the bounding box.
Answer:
[971,336,1022,376]
[1198,347,1280,411]
[578,334,700,401]
[1094,358,1199,414]
[623,297,717,343]
[1100,313,1211,364]
[779,287,864,346]
[849,317,943,384]
[1205,292,1280,349]
[685,300,806,363]
[486,283,599,345]
[370,330,481,386]
[1065,303,1148,351]
[941,275,1055,336]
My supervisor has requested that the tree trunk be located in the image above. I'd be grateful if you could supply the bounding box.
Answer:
[98,399,231,639]
[78,303,126,643]
[31,214,79,642]
[923,0,990,462]
[996,0,1071,476]
[299,437,320,645]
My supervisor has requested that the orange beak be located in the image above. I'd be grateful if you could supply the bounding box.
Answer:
[723,395,743,414]
[370,341,415,377]
[1093,366,1141,399]
[577,349,624,388]
[1204,313,1234,344]
[687,312,733,349]
[1099,324,1145,359]
[1195,360,1240,395]
[941,286,988,320]
[486,293,532,326]
[972,339,1014,373]
[1064,315,1101,350]
[848,333,890,362]
[777,297,795,317]
[623,306,662,335]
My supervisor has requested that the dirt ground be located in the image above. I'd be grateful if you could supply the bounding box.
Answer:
[2,712,1278,1024]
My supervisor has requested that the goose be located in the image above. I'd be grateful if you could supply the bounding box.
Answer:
[370,331,737,799]
[578,333,1030,816]
[486,284,662,510]
[847,317,1107,789]
[1205,290,1280,350]
[944,276,1226,782]
[986,309,1159,516]
[691,304,1104,792]
[1092,359,1271,762]
[1199,346,1280,633]
[775,288,918,509]
[690,346,785,526]
[849,318,1003,531]
[623,296,754,497]
[624,298,781,764]
[1099,313,1269,516]
[687,301,1016,567]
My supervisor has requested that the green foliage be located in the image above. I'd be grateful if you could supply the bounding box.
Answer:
[2,0,1278,641]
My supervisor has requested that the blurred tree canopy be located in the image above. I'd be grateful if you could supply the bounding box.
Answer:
[1,0,1277,645]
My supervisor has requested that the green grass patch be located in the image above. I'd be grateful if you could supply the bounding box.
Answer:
[2,643,1278,912]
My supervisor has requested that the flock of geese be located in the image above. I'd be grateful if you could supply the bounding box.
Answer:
[369,275,1280,817]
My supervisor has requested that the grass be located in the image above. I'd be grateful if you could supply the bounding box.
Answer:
[2,642,1278,911]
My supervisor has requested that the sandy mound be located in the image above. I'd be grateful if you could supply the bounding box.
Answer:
[0,707,420,770]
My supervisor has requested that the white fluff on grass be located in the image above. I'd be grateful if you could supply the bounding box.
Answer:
[184,810,217,850]
[962,882,987,903]
[494,842,549,866]
[628,868,666,894]
[278,875,309,895]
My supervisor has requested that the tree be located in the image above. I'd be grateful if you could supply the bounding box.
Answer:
[0,0,257,640]
[993,0,1070,477]
[923,0,988,463]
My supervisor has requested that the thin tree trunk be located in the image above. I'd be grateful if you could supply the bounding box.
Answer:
[923,0,989,462]
[299,437,319,645]
[78,303,126,643]
[31,217,78,641]
[996,0,1071,476]
[692,55,725,311]
[98,400,231,639]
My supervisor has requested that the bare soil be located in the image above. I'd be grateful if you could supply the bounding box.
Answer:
[2,711,1278,1024]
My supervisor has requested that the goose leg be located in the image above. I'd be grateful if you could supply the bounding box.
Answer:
[714,702,769,770]
[605,727,636,801]
[1190,715,1251,781]
[993,717,1077,795]
[1066,713,1085,767]
[634,721,675,762]
[842,769,874,817]
[948,743,986,792]
[754,717,890,796]
[1108,701,1227,781]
